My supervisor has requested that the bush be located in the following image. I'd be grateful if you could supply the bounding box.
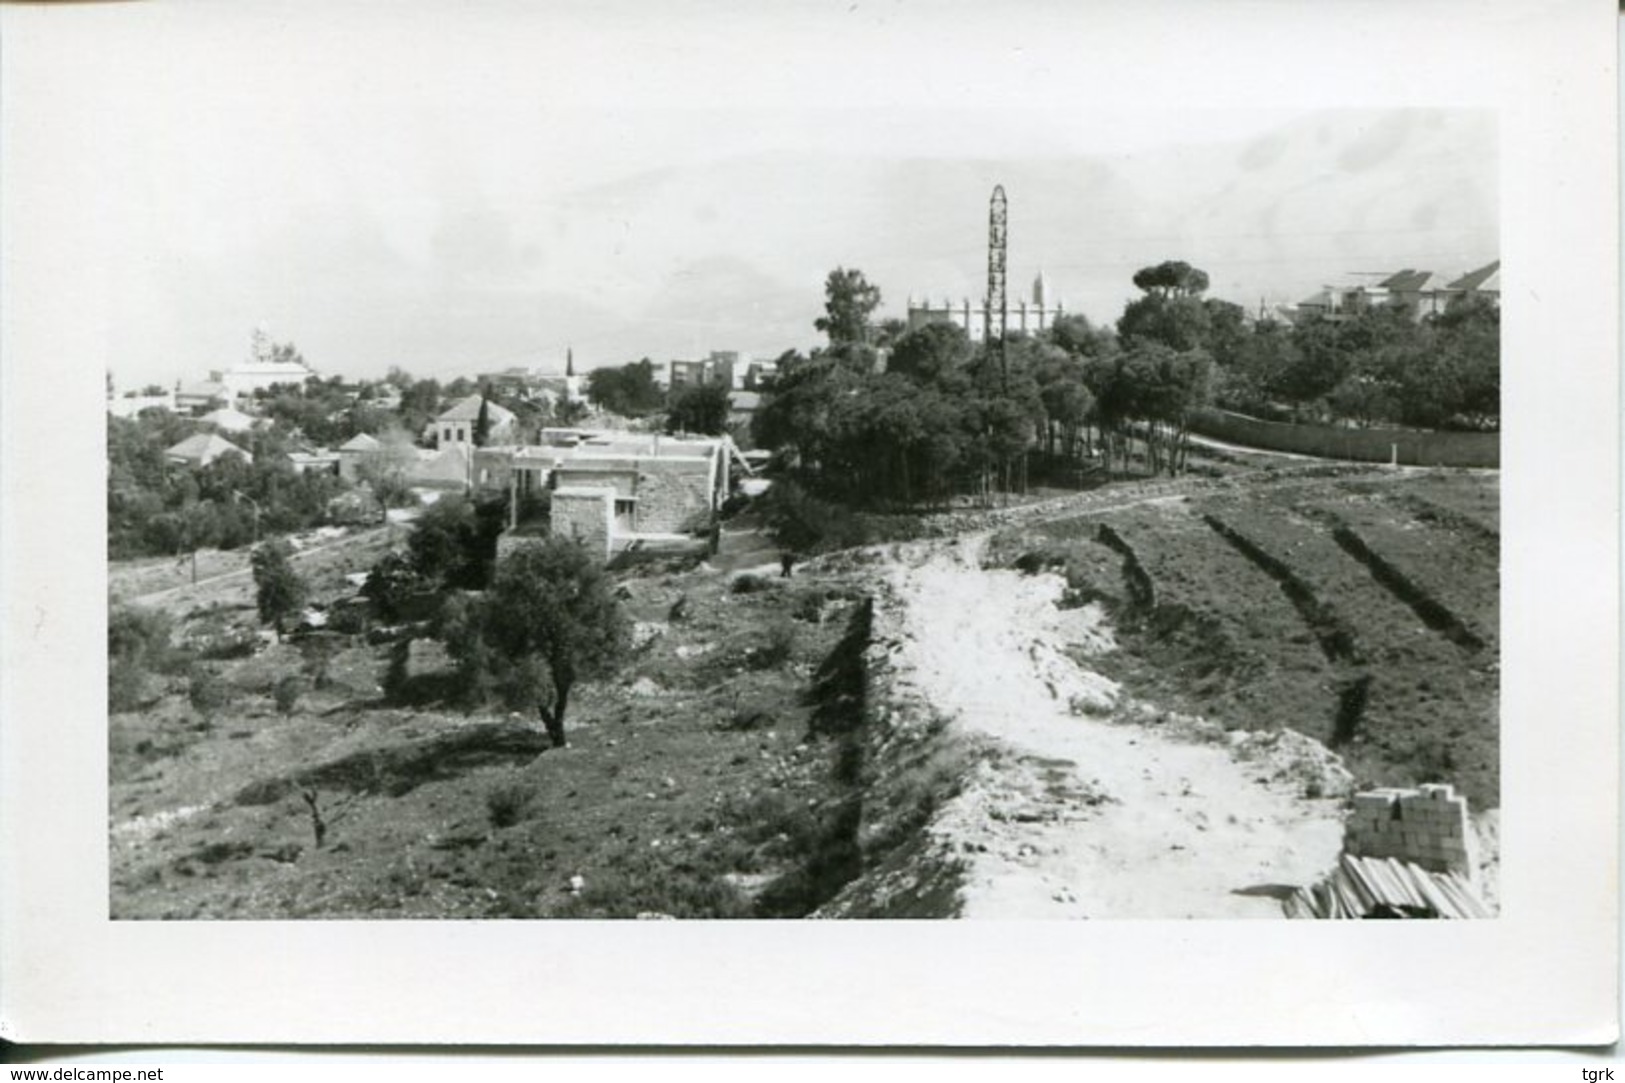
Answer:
[731,573,774,595]
[381,640,410,704]
[250,539,308,633]
[791,591,826,623]
[272,675,303,715]
[109,659,150,713]
[748,621,796,670]
[720,700,775,732]
[109,604,175,671]
[363,550,431,622]
[485,782,533,829]
[758,478,923,555]
[187,664,229,722]
[109,604,175,711]
[370,473,417,510]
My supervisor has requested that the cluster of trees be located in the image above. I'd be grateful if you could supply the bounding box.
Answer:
[1222,295,1499,430]
[439,538,627,748]
[584,357,735,437]
[361,493,508,619]
[749,259,1500,507]
[1106,258,1499,431]
[358,504,625,748]
[106,337,596,560]
[584,359,664,418]
[107,411,348,558]
[752,266,1218,503]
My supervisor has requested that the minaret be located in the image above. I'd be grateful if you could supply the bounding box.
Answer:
[566,347,575,378]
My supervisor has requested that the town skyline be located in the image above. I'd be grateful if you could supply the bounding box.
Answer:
[17,9,1497,394]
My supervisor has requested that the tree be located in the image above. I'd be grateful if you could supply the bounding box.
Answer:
[885,322,972,387]
[1118,260,1219,354]
[667,382,731,435]
[468,538,629,747]
[586,359,665,417]
[1219,317,1296,412]
[1047,313,1117,359]
[250,538,308,635]
[814,267,882,347]
[1131,260,1210,298]
[405,492,502,591]
[354,422,420,507]
[473,393,492,447]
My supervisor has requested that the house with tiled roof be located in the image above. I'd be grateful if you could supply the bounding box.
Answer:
[1440,260,1501,303]
[429,395,517,449]
[1293,261,1500,324]
[165,432,253,468]
[198,405,259,434]
[175,379,229,415]
[337,432,383,481]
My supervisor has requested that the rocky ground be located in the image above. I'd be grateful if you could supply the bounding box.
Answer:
[108,464,1500,920]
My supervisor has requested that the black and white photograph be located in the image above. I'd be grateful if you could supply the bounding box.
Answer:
[98,98,1503,921]
[2,0,1615,1050]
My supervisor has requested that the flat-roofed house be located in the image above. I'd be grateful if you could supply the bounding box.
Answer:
[487,430,734,562]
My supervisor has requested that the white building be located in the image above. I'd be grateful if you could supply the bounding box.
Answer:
[906,271,1065,341]
[211,357,317,398]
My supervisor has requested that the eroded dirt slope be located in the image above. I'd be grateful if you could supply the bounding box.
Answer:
[882,534,1348,918]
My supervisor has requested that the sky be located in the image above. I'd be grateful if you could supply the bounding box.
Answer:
[5,3,1498,391]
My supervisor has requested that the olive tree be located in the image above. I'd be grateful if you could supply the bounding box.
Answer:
[250,538,308,635]
[462,537,628,748]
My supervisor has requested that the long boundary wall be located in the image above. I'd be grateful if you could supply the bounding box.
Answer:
[1189,409,1499,468]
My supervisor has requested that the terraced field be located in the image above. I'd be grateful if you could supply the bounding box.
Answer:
[987,469,1499,811]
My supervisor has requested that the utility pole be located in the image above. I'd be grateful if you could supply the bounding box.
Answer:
[234,490,262,544]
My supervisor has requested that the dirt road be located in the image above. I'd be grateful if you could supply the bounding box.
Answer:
[884,535,1346,918]
[116,525,396,611]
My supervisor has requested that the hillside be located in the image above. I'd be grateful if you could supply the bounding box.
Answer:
[108,464,1498,920]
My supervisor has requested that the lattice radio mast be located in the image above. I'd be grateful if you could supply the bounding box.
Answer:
[985,185,1008,387]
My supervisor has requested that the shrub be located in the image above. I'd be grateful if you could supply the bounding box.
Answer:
[731,573,774,595]
[748,621,797,670]
[273,675,303,715]
[720,701,775,732]
[381,640,410,704]
[109,604,175,671]
[485,782,533,829]
[187,664,229,722]
[791,591,826,623]
[250,539,308,634]
[362,550,430,622]
[108,659,149,713]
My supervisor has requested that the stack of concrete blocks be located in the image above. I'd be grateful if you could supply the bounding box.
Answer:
[1344,784,1474,879]
[549,486,615,563]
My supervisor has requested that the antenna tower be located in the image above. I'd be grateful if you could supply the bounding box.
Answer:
[985,185,1008,385]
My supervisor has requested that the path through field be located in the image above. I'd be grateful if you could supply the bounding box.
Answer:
[885,533,1347,918]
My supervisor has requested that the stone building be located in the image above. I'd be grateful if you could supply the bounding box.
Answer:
[482,430,733,562]
[906,271,1064,341]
